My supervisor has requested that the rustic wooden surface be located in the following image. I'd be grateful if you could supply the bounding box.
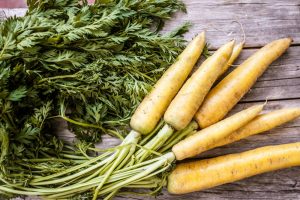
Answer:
[4,0,300,199]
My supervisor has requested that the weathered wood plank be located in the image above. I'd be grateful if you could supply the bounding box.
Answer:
[0,8,26,18]
[162,0,300,48]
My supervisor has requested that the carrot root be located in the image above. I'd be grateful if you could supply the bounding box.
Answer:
[168,142,300,194]
[172,104,264,160]
[130,32,206,134]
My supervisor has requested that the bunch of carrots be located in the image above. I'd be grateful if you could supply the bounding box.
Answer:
[2,32,300,199]
[131,32,300,195]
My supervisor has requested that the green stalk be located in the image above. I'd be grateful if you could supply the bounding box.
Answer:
[159,121,198,153]
[80,131,140,185]
[40,151,52,158]
[0,186,41,196]
[16,163,68,172]
[60,115,124,140]
[22,169,141,197]
[114,156,163,174]
[60,153,88,160]
[34,157,170,199]
[59,103,124,140]
[104,190,118,200]
[93,158,162,183]
[4,155,169,199]
[77,166,105,184]
[31,154,115,185]
[0,129,9,168]
[102,131,141,199]
[135,124,174,162]
[20,158,84,164]
[38,74,77,83]
[23,132,140,197]
[94,153,175,196]
[92,152,120,197]
[93,130,140,200]
[139,120,165,146]
[115,138,139,171]
[30,151,111,183]
[58,173,91,188]
[35,154,172,198]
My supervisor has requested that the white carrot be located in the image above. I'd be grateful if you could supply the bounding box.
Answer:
[130,32,206,134]
[172,104,264,160]
[168,142,300,194]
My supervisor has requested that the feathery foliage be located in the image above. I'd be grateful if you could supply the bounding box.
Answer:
[0,0,189,180]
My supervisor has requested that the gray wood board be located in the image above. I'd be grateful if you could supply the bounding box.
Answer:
[2,0,300,199]
[162,0,300,48]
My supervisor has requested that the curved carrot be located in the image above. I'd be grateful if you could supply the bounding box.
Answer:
[168,142,300,194]
[195,38,292,128]
[164,40,235,130]
[211,108,300,148]
[172,104,264,160]
[130,32,206,134]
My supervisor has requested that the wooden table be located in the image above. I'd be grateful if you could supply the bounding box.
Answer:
[4,0,300,199]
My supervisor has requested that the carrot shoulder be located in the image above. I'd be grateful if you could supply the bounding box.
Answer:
[164,40,235,130]
[130,32,206,134]
[168,142,300,194]
[195,38,292,128]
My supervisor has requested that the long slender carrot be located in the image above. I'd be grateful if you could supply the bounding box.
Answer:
[168,142,300,194]
[220,41,244,76]
[195,38,292,128]
[130,32,206,134]
[164,40,235,130]
[172,104,264,160]
[211,108,300,149]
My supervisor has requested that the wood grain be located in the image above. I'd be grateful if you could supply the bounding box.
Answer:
[3,0,300,199]
[162,0,300,48]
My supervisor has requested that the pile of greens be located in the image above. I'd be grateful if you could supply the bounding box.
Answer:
[0,0,189,181]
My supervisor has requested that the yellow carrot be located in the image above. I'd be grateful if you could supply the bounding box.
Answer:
[220,41,244,75]
[164,40,235,130]
[168,142,300,194]
[172,104,264,160]
[211,108,300,149]
[195,38,292,128]
[130,32,206,134]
